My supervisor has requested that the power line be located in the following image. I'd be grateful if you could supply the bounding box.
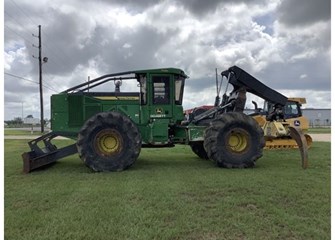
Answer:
[5,72,37,83]
[8,0,38,26]
[4,27,62,93]
[4,10,39,50]
[41,30,74,64]
[4,72,58,93]
[5,3,73,71]
[40,42,70,70]
[43,73,62,92]
[4,24,67,71]
[4,25,35,45]
[4,10,32,36]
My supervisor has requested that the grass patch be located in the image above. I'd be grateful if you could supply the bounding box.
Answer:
[5,140,330,240]
[4,129,44,136]
[307,127,331,134]
[5,127,330,135]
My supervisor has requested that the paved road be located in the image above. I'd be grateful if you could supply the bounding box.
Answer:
[309,134,331,142]
[4,134,331,142]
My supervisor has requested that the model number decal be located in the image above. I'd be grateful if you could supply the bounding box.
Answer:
[150,114,166,118]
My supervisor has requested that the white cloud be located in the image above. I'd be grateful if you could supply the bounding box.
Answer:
[299,74,307,79]
[3,0,331,120]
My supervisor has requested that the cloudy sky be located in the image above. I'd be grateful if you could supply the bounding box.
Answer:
[4,0,331,121]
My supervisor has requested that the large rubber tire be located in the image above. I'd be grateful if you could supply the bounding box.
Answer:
[190,142,209,159]
[189,119,211,160]
[204,112,265,168]
[77,112,141,172]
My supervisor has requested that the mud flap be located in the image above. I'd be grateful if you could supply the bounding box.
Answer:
[288,126,308,169]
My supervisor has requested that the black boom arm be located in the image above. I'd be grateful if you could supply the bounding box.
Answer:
[221,66,287,107]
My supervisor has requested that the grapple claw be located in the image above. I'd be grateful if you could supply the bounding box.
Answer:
[288,126,309,169]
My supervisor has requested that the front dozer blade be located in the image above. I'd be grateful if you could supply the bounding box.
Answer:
[288,126,309,169]
[22,132,78,173]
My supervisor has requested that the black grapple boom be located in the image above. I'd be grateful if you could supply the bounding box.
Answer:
[192,66,308,168]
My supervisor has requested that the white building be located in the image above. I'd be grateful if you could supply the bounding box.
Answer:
[302,108,331,127]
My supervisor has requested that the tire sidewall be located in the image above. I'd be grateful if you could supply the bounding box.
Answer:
[77,112,141,171]
[205,112,264,168]
[216,120,261,165]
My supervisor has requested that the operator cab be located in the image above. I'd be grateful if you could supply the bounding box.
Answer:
[135,68,187,145]
[136,68,186,122]
[264,100,302,119]
[138,69,185,107]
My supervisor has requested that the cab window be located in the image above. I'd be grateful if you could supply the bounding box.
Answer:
[175,76,185,105]
[284,102,301,118]
[153,76,170,104]
[139,74,147,105]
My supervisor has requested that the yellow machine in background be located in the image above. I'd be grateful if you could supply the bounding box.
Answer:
[253,98,313,149]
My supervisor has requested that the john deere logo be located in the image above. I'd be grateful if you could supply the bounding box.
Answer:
[156,108,163,114]
[294,120,301,126]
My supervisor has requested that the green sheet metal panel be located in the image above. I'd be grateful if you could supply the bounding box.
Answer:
[68,95,84,127]
[149,119,170,144]
[188,125,206,142]
[51,94,69,131]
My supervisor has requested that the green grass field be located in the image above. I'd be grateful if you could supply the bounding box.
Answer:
[307,127,331,134]
[4,126,331,136]
[5,140,330,240]
[4,129,44,136]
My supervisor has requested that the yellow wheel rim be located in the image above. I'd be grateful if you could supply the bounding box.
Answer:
[228,130,249,153]
[95,129,122,156]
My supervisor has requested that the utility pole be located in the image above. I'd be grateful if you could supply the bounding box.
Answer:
[33,25,47,133]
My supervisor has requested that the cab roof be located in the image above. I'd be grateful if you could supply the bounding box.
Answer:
[134,68,188,78]
[63,67,188,93]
